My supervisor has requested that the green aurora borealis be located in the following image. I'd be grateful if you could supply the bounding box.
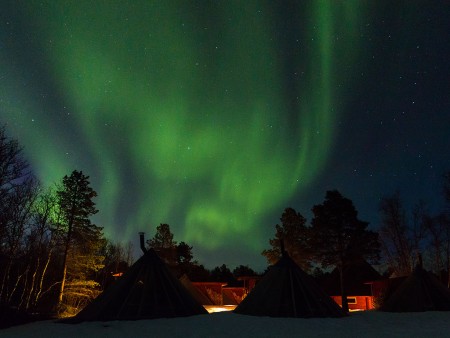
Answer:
[4,1,448,268]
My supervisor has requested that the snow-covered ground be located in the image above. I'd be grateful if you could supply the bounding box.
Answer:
[2,311,450,338]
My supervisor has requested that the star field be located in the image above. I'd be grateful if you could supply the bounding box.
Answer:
[1,1,449,270]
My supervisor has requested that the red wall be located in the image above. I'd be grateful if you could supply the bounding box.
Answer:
[331,296,374,311]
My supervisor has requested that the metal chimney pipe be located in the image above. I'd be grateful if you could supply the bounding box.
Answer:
[139,232,147,254]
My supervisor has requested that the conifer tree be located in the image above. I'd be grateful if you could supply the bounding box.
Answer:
[146,224,200,277]
[147,223,177,265]
[310,190,380,312]
[262,207,312,271]
[55,170,103,312]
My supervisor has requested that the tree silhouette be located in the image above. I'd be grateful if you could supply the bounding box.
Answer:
[0,126,39,307]
[210,264,236,284]
[175,241,197,277]
[310,190,380,312]
[147,223,177,248]
[0,125,30,203]
[262,207,312,271]
[378,191,429,277]
[147,223,177,265]
[378,192,413,275]
[96,240,133,290]
[233,265,257,277]
[56,170,103,311]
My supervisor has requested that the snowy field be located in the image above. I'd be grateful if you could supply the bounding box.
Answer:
[2,311,450,338]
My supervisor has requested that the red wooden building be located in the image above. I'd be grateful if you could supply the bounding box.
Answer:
[318,259,382,311]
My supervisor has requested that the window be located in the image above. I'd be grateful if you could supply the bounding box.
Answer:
[347,297,357,304]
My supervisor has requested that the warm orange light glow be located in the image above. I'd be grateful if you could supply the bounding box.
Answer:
[203,305,237,313]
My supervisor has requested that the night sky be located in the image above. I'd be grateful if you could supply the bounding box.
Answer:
[1,1,449,271]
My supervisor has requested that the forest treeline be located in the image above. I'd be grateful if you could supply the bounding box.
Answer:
[0,126,254,320]
[0,126,136,318]
[1,125,450,318]
[261,182,450,312]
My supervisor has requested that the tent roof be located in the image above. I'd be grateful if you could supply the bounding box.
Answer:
[65,249,207,322]
[380,265,450,312]
[320,258,382,296]
[179,274,215,305]
[233,254,345,318]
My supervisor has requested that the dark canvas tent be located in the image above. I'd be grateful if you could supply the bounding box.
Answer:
[233,252,345,318]
[66,244,207,322]
[319,258,381,296]
[380,265,450,312]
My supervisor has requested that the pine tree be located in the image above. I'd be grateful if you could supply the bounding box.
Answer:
[146,224,199,277]
[147,223,177,265]
[147,223,177,248]
[233,265,257,278]
[210,264,236,284]
[310,190,380,312]
[262,207,312,271]
[55,170,103,313]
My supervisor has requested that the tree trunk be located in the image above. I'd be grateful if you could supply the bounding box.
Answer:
[33,248,53,308]
[339,265,349,313]
[58,203,75,307]
[25,258,39,310]
[0,260,12,304]
[58,220,73,306]
[58,263,67,304]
